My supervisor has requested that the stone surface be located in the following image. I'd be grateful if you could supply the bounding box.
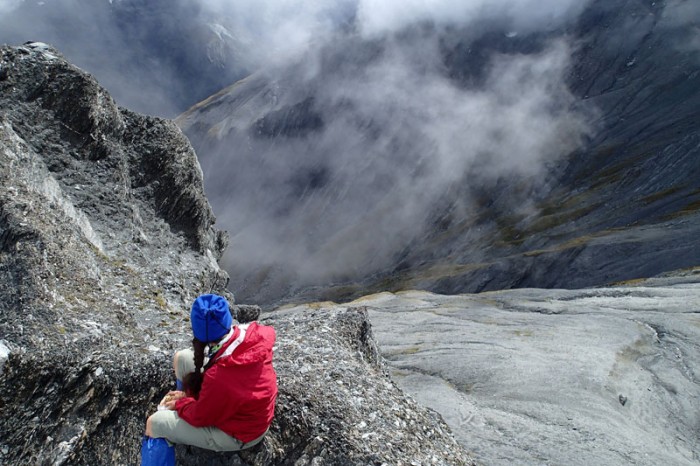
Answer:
[357,273,700,465]
[0,42,229,465]
[0,44,472,465]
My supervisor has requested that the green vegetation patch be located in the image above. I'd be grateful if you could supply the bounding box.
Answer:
[608,277,648,287]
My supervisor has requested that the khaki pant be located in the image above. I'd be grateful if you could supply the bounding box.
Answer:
[149,349,266,451]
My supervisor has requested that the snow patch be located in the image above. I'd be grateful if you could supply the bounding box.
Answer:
[209,23,234,41]
[0,120,104,252]
[0,340,10,376]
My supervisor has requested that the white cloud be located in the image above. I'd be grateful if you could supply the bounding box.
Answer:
[0,0,601,300]
[356,0,591,36]
[197,0,594,67]
[201,0,356,68]
[208,33,595,293]
[0,0,22,14]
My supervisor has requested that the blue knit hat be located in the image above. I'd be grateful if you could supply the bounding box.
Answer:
[190,294,232,342]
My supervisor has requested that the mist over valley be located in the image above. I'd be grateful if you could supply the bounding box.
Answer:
[3,0,697,306]
[1,1,699,464]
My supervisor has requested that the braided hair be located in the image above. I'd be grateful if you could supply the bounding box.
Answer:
[182,337,216,398]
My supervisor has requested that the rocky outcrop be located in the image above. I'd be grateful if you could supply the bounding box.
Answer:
[177,306,472,466]
[0,41,229,465]
[0,44,472,465]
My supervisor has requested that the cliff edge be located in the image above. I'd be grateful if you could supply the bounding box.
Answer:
[0,44,472,465]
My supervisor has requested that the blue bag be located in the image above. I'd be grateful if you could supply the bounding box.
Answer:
[141,436,175,466]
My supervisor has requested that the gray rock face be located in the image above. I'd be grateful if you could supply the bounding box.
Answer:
[0,42,229,346]
[0,42,229,465]
[358,274,700,465]
[0,44,472,465]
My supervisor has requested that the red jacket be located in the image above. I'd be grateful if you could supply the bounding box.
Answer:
[175,322,277,442]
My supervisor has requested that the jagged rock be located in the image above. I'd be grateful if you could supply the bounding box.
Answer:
[0,42,229,465]
[0,44,473,465]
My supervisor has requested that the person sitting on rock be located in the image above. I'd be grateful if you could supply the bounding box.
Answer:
[145,293,277,452]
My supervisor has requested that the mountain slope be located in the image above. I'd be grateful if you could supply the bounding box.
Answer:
[0,0,250,116]
[178,0,700,307]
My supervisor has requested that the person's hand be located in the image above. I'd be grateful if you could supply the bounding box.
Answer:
[161,390,186,410]
[167,390,186,400]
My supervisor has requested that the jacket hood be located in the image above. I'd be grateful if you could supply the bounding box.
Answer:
[217,322,275,367]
